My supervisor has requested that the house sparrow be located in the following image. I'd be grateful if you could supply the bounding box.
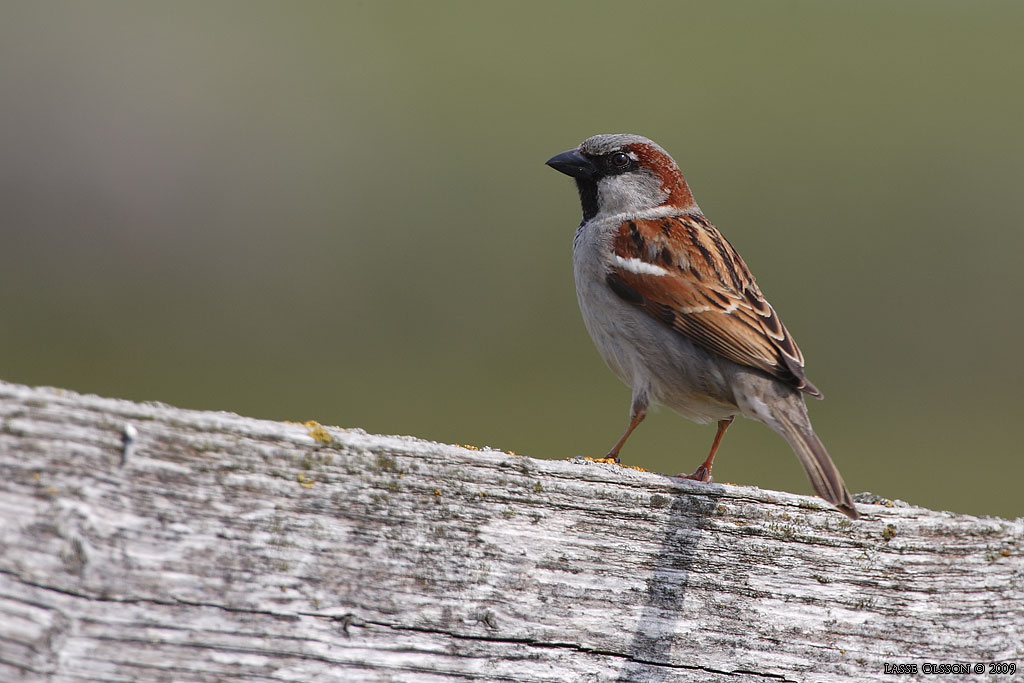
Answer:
[546,134,859,520]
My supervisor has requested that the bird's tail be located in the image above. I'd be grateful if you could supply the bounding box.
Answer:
[770,407,859,520]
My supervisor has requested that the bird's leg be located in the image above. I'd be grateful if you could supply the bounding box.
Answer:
[599,393,648,464]
[677,417,733,482]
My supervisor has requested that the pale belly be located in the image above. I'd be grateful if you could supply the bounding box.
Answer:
[573,257,738,424]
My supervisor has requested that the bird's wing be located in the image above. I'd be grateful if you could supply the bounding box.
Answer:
[605,213,821,397]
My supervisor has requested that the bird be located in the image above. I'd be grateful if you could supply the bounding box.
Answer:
[546,133,859,520]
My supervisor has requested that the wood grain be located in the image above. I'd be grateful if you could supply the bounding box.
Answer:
[0,381,1020,682]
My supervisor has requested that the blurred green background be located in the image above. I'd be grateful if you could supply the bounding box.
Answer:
[2,2,1022,518]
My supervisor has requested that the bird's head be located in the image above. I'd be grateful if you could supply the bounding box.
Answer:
[546,133,697,221]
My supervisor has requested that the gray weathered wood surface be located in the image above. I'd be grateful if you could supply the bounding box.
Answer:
[0,380,1020,682]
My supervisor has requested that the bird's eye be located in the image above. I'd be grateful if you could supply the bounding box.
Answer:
[610,152,630,168]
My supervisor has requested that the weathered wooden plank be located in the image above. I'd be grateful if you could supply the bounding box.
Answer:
[0,381,1020,682]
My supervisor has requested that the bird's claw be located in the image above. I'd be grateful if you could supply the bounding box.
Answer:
[675,466,713,482]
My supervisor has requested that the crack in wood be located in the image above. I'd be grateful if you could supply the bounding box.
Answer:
[352,616,799,682]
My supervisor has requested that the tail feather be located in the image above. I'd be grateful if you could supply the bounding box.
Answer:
[772,410,859,520]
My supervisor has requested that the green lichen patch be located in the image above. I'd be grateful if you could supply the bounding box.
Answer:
[300,451,334,471]
[649,494,670,509]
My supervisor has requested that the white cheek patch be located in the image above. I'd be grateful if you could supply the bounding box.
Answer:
[614,255,669,276]
[597,172,668,216]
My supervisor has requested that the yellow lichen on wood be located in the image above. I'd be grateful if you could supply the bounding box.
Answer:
[303,421,332,445]
[580,456,650,473]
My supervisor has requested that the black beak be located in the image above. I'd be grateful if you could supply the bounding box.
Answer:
[545,149,597,180]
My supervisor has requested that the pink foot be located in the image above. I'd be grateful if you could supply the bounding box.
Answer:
[674,465,713,482]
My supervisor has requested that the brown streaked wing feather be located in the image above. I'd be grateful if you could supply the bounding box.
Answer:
[608,215,821,396]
